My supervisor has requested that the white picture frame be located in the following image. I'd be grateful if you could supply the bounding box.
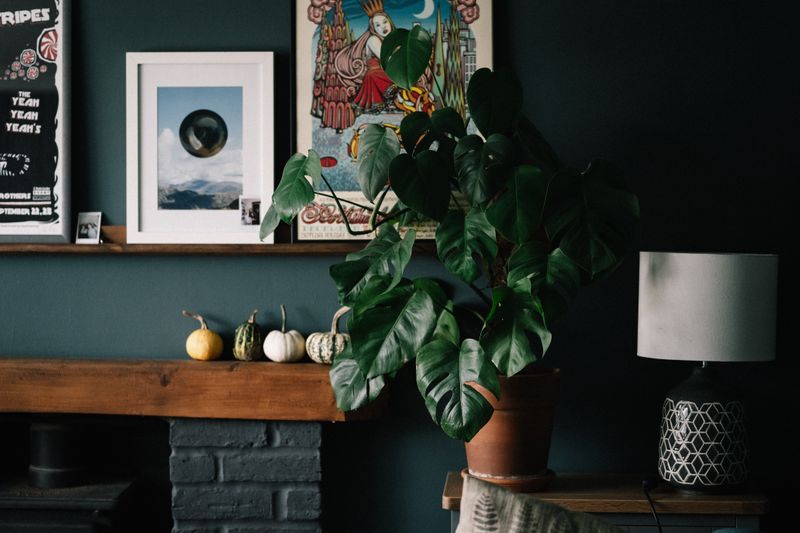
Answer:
[126,52,274,244]
[75,211,101,244]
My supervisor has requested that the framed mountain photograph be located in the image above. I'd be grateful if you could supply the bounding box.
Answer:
[126,52,275,244]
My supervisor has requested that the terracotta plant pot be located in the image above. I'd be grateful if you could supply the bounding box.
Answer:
[465,366,560,492]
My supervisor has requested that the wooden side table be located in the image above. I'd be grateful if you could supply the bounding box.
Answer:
[442,472,767,532]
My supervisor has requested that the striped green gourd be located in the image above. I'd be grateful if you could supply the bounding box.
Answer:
[306,306,350,364]
[233,309,263,361]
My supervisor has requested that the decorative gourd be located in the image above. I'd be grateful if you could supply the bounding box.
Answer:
[182,310,224,361]
[263,305,306,363]
[233,309,263,361]
[306,306,351,364]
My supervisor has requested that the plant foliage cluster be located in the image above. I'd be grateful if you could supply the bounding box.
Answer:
[261,27,639,441]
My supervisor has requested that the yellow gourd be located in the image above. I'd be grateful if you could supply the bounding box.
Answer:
[182,310,224,361]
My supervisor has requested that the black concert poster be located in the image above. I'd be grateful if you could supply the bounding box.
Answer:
[0,0,67,241]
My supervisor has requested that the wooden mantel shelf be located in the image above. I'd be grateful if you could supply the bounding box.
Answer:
[0,358,381,422]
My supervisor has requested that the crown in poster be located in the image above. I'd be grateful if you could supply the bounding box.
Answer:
[361,0,385,17]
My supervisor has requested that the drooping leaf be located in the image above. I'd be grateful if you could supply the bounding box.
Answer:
[508,244,582,323]
[433,301,460,345]
[485,164,548,244]
[454,135,488,205]
[381,26,433,90]
[272,150,321,223]
[431,108,467,139]
[330,345,386,411]
[349,279,441,378]
[358,124,401,201]
[480,286,552,376]
[416,338,499,441]
[399,112,433,155]
[259,205,281,241]
[454,134,515,206]
[466,68,523,138]
[389,151,450,222]
[329,225,416,306]
[544,160,640,279]
[436,208,498,283]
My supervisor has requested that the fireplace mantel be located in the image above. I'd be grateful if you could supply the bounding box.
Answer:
[0,358,380,421]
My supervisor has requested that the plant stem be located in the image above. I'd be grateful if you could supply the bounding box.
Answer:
[314,191,390,216]
[468,282,492,308]
[370,186,391,232]
[319,173,376,236]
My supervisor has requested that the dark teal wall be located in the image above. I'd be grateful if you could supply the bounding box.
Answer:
[1,1,795,531]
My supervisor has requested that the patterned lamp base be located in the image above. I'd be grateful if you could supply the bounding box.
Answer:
[658,367,748,491]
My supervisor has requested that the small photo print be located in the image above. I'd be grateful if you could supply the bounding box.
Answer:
[240,197,261,226]
[75,212,102,244]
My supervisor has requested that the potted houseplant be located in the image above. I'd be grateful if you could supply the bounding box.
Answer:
[261,27,639,490]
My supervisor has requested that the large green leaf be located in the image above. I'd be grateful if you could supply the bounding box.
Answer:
[399,112,433,155]
[431,108,467,139]
[466,68,523,138]
[358,124,401,201]
[544,160,640,279]
[381,26,433,90]
[329,225,415,306]
[508,244,582,323]
[416,338,499,441]
[330,345,386,411]
[349,279,441,378]
[480,285,552,376]
[454,134,515,206]
[485,164,549,244]
[432,301,460,345]
[272,150,321,223]
[389,151,450,222]
[259,205,281,241]
[436,208,498,283]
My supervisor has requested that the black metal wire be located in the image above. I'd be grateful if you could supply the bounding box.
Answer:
[642,480,664,533]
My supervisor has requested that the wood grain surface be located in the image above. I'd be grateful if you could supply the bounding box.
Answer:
[0,358,383,421]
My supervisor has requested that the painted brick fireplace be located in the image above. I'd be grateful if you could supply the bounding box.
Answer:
[0,359,382,533]
[169,419,322,533]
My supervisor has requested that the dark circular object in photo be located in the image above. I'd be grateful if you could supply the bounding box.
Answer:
[179,109,229,158]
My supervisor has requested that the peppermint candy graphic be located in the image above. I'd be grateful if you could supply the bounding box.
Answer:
[11,61,21,71]
[37,27,58,63]
[27,66,40,80]
[20,49,37,67]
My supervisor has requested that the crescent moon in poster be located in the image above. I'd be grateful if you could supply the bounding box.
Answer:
[413,0,435,19]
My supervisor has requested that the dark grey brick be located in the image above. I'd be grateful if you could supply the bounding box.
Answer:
[225,523,322,533]
[273,422,321,448]
[170,452,215,483]
[286,488,321,520]
[170,419,269,448]
[172,485,272,520]
[221,451,320,482]
[172,523,219,533]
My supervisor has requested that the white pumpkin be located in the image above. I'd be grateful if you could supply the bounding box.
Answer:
[263,304,306,363]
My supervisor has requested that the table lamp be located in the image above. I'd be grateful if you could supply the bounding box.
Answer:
[637,252,778,491]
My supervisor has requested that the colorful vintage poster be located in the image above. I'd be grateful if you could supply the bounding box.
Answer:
[296,0,492,240]
[0,0,68,242]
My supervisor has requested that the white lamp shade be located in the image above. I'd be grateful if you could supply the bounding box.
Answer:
[637,252,778,362]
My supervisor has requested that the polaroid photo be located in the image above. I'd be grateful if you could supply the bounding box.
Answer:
[239,196,261,227]
[75,212,102,244]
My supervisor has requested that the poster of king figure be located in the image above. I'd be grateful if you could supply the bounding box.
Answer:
[0,0,68,242]
[296,0,492,240]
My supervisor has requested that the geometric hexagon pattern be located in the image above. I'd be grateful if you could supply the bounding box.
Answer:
[659,399,748,489]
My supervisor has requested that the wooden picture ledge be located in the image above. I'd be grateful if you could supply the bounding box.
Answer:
[0,358,382,422]
[0,225,435,256]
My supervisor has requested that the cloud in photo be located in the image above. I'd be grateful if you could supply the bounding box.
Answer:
[158,127,243,187]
